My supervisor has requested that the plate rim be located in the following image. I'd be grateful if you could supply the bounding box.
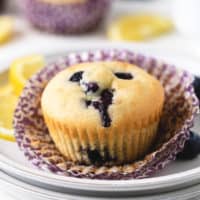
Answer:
[1,154,200,192]
[1,169,200,199]
[1,42,200,75]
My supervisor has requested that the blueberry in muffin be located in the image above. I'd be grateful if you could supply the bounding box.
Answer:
[41,61,165,165]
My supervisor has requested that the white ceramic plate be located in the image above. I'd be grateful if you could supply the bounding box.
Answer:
[0,44,200,197]
[1,169,200,200]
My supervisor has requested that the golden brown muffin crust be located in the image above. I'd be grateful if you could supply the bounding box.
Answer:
[41,61,164,165]
[41,61,164,129]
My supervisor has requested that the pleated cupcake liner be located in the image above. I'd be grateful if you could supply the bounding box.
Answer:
[14,49,199,180]
[21,0,111,33]
[43,112,160,165]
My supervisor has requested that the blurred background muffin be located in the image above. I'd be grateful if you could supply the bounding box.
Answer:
[20,0,111,34]
[0,0,5,12]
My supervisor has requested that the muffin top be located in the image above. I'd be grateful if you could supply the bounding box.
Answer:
[41,61,164,129]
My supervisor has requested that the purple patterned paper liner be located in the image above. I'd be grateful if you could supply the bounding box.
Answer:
[21,0,111,33]
[14,49,199,180]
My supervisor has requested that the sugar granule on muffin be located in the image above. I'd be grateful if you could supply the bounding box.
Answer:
[41,61,164,165]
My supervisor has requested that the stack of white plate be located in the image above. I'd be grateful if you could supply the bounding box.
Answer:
[0,45,200,200]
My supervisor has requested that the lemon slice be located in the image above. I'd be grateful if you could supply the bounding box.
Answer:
[0,85,18,142]
[9,55,45,95]
[0,16,14,44]
[0,84,13,95]
[108,14,173,41]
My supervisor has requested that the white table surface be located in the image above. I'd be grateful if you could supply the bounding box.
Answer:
[0,193,15,200]
[1,0,200,199]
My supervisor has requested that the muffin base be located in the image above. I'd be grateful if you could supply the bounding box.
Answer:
[43,112,159,165]
[14,50,199,179]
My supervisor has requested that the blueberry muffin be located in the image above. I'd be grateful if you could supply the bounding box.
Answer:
[41,61,164,165]
[21,0,111,33]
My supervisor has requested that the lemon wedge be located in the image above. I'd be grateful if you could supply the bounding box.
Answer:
[108,14,173,41]
[0,16,14,44]
[9,55,45,95]
[0,85,18,142]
